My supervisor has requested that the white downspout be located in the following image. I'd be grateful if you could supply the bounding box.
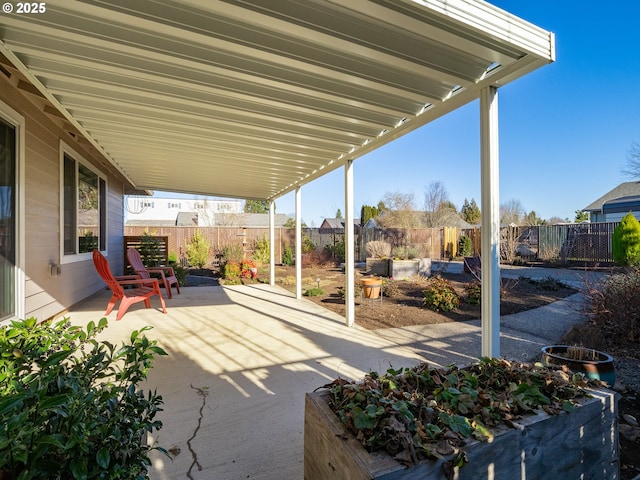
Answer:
[480,86,501,358]
[344,160,355,327]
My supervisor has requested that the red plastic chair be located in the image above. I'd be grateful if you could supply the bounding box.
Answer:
[93,250,167,321]
[127,247,181,299]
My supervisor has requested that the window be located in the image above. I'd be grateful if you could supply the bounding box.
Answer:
[169,202,181,209]
[62,151,106,256]
[1,118,16,320]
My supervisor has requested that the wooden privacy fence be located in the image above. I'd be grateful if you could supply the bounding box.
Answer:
[124,222,620,267]
[123,236,169,273]
[125,227,293,266]
[123,226,444,265]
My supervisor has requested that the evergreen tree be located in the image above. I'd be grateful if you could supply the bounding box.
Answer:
[244,200,270,214]
[360,204,379,225]
[461,198,481,224]
[523,210,545,226]
[336,208,343,219]
[612,212,640,266]
[574,210,589,222]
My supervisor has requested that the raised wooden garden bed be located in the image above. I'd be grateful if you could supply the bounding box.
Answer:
[304,388,618,480]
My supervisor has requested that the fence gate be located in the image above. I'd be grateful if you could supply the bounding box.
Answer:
[442,227,458,258]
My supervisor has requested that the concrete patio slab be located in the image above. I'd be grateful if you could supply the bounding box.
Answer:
[64,277,593,480]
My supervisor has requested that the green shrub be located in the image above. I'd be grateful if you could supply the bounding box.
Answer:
[167,252,178,264]
[302,235,316,254]
[423,276,460,312]
[382,278,399,298]
[0,317,167,479]
[612,212,640,266]
[186,231,210,268]
[464,281,482,305]
[458,235,472,257]
[252,236,270,264]
[173,264,189,286]
[223,260,241,279]
[282,246,293,266]
[338,278,363,299]
[324,237,345,262]
[304,287,324,297]
[392,245,418,260]
[139,231,162,266]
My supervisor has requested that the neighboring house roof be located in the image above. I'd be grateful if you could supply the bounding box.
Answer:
[602,195,640,215]
[362,218,379,229]
[319,218,361,230]
[583,182,640,212]
[176,212,198,226]
[441,215,473,229]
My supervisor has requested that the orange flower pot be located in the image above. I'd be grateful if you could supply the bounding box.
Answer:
[361,278,382,299]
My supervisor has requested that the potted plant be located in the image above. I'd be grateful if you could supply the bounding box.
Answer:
[0,317,168,480]
[541,345,615,388]
[305,358,618,479]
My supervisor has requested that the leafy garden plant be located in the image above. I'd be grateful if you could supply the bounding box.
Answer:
[382,278,399,298]
[325,358,593,468]
[391,245,418,260]
[185,230,211,268]
[281,246,293,266]
[304,287,324,297]
[464,281,481,305]
[252,236,270,265]
[0,317,167,480]
[423,275,460,312]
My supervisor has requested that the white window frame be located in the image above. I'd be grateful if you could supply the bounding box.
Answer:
[0,99,25,322]
[59,141,108,264]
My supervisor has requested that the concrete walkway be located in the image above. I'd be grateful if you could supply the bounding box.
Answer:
[65,267,606,480]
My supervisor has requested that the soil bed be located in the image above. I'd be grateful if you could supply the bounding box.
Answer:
[276,266,577,331]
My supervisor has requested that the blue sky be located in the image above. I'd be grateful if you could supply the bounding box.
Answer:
[159,1,640,227]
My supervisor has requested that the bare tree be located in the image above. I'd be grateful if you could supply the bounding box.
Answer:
[500,199,525,225]
[423,181,453,227]
[548,216,568,225]
[621,140,640,178]
[376,191,419,229]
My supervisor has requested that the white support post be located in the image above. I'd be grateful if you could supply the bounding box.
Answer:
[269,200,275,286]
[344,160,355,327]
[295,187,302,299]
[480,86,501,358]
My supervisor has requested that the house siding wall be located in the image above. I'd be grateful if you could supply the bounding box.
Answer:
[0,75,125,321]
